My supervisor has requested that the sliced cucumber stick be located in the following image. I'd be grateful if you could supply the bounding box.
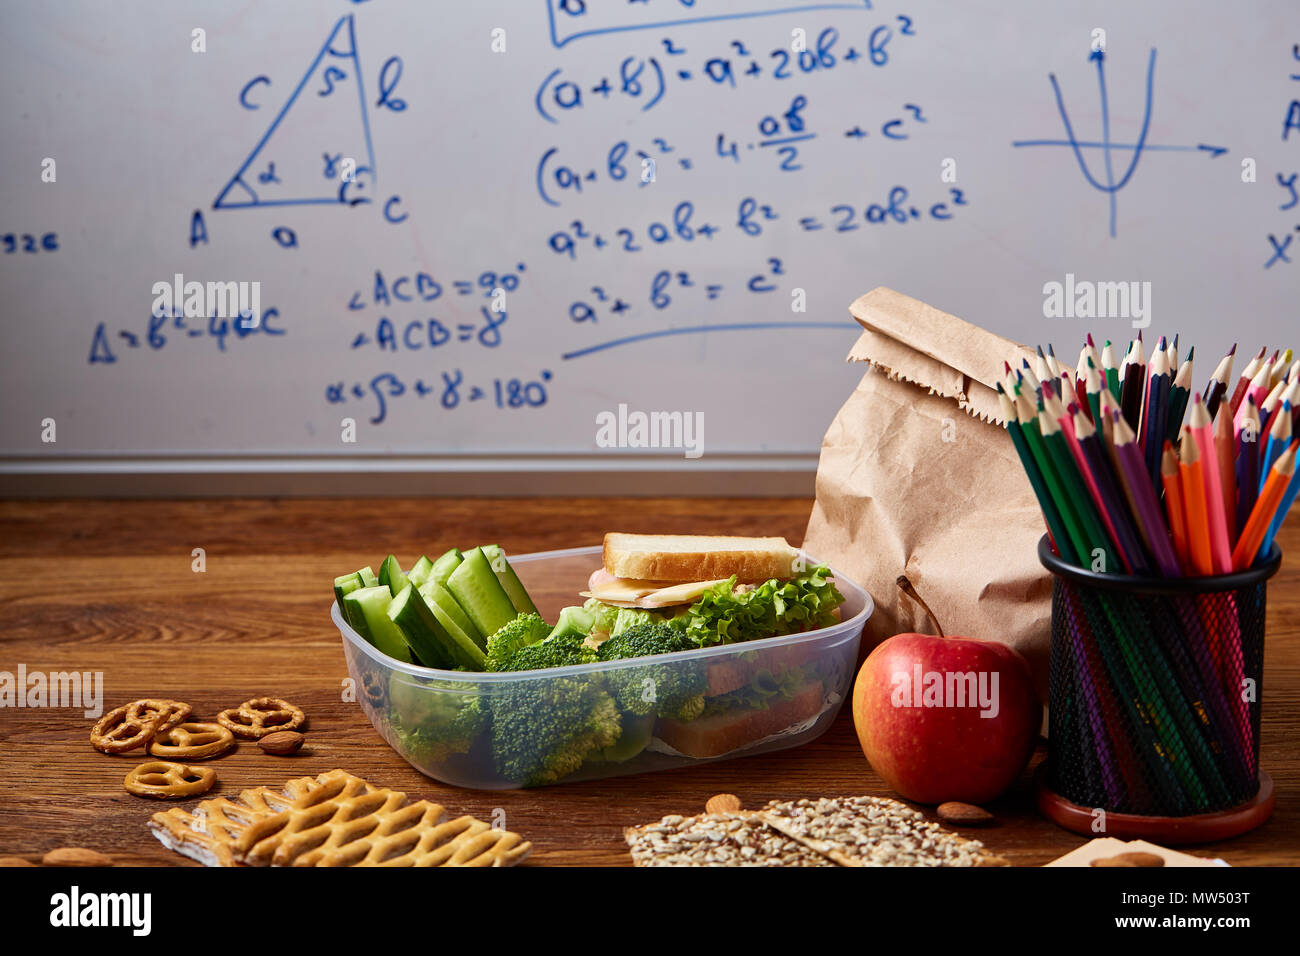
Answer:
[387,585,455,669]
[429,548,463,587]
[334,572,371,635]
[420,580,484,648]
[333,571,364,608]
[378,554,409,596]
[344,586,412,662]
[482,544,539,615]
[407,555,434,588]
[446,547,518,639]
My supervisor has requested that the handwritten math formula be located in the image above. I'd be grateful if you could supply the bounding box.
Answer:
[54,0,1284,450]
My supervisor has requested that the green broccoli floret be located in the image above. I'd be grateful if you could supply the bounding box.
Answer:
[597,622,707,722]
[486,624,621,785]
[496,630,598,672]
[389,674,488,764]
[548,605,595,641]
[490,675,621,785]
[484,612,551,671]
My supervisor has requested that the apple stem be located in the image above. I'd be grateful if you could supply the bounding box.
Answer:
[896,575,945,639]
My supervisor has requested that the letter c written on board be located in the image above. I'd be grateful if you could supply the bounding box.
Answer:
[384,196,408,223]
[240,75,271,109]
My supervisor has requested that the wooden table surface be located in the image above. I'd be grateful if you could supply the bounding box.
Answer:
[1,497,1297,866]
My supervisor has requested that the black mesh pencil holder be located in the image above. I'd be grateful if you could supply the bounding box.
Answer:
[1036,536,1280,842]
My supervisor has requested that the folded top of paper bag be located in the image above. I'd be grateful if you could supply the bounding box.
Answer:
[848,287,1035,425]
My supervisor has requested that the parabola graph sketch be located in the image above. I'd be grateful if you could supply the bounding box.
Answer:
[1012,49,1227,237]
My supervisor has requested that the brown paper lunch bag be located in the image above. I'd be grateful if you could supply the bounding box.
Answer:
[803,287,1052,703]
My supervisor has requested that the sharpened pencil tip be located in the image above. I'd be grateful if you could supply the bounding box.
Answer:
[1086,332,1096,347]
[1228,343,1237,355]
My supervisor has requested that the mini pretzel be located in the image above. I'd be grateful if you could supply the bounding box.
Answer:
[91,705,161,754]
[90,699,193,754]
[123,761,216,799]
[128,699,192,735]
[217,697,305,739]
[361,672,387,708]
[149,722,235,760]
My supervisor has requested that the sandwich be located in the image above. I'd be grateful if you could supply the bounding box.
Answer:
[582,533,841,642]
[577,533,844,758]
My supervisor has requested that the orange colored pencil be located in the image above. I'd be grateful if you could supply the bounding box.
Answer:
[1161,441,1190,572]
[1179,428,1215,576]
[1213,402,1237,543]
[1232,442,1297,570]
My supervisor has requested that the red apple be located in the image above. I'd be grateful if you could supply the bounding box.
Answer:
[851,577,1041,804]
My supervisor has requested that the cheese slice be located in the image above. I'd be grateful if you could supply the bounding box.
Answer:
[581,577,730,609]
[636,579,730,608]
[580,577,675,604]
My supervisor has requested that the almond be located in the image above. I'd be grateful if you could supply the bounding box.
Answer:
[705,793,743,814]
[0,856,36,867]
[43,847,113,867]
[257,730,305,755]
[936,802,995,826]
[1091,852,1165,868]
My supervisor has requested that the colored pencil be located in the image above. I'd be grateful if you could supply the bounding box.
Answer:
[1036,345,1055,388]
[1273,348,1294,389]
[1142,339,1169,481]
[1202,344,1235,422]
[1234,356,1274,432]
[1041,409,1119,572]
[1112,411,1181,576]
[1082,359,1103,424]
[1167,346,1194,444]
[1260,400,1293,493]
[1188,395,1233,574]
[1102,339,1121,398]
[999,384,1071,559]
[1213,402,1238,543]
[1019,357,1041,394]
[1017,391,1090,565]
[1235,397,1262,537]
[1161,442,1190,572]
[1228,347,1266,417]
[1179,428,1215,577]
[1073,405,1146,573]
[1120,336,1146,430]
[1260,439,1300,558]
[1232,442,1297,569]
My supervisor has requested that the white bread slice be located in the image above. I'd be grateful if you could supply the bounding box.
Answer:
[603,533,798,583]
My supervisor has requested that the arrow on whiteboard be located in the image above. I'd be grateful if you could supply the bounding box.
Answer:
[1012,47,1231,237]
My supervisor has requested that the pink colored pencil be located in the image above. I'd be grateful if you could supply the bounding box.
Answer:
[1189,394,1233,574]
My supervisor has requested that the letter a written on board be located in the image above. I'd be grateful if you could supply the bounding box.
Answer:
[212,14,376,210]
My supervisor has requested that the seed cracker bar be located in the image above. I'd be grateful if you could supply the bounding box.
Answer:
[624,811,835,867]
[760,796,1007,867]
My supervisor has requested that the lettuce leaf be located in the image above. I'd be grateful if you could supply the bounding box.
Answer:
[699,665,813,718]
[682,566,844,647]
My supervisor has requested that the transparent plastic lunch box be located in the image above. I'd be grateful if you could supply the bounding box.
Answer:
[333,545,873,789]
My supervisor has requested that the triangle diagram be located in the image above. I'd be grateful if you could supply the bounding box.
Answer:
[214,14,376,209]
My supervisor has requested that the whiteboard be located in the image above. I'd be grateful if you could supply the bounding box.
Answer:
[1,0,1296,491]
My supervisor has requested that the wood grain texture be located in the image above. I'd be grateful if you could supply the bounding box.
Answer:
[0,498,1296,866]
